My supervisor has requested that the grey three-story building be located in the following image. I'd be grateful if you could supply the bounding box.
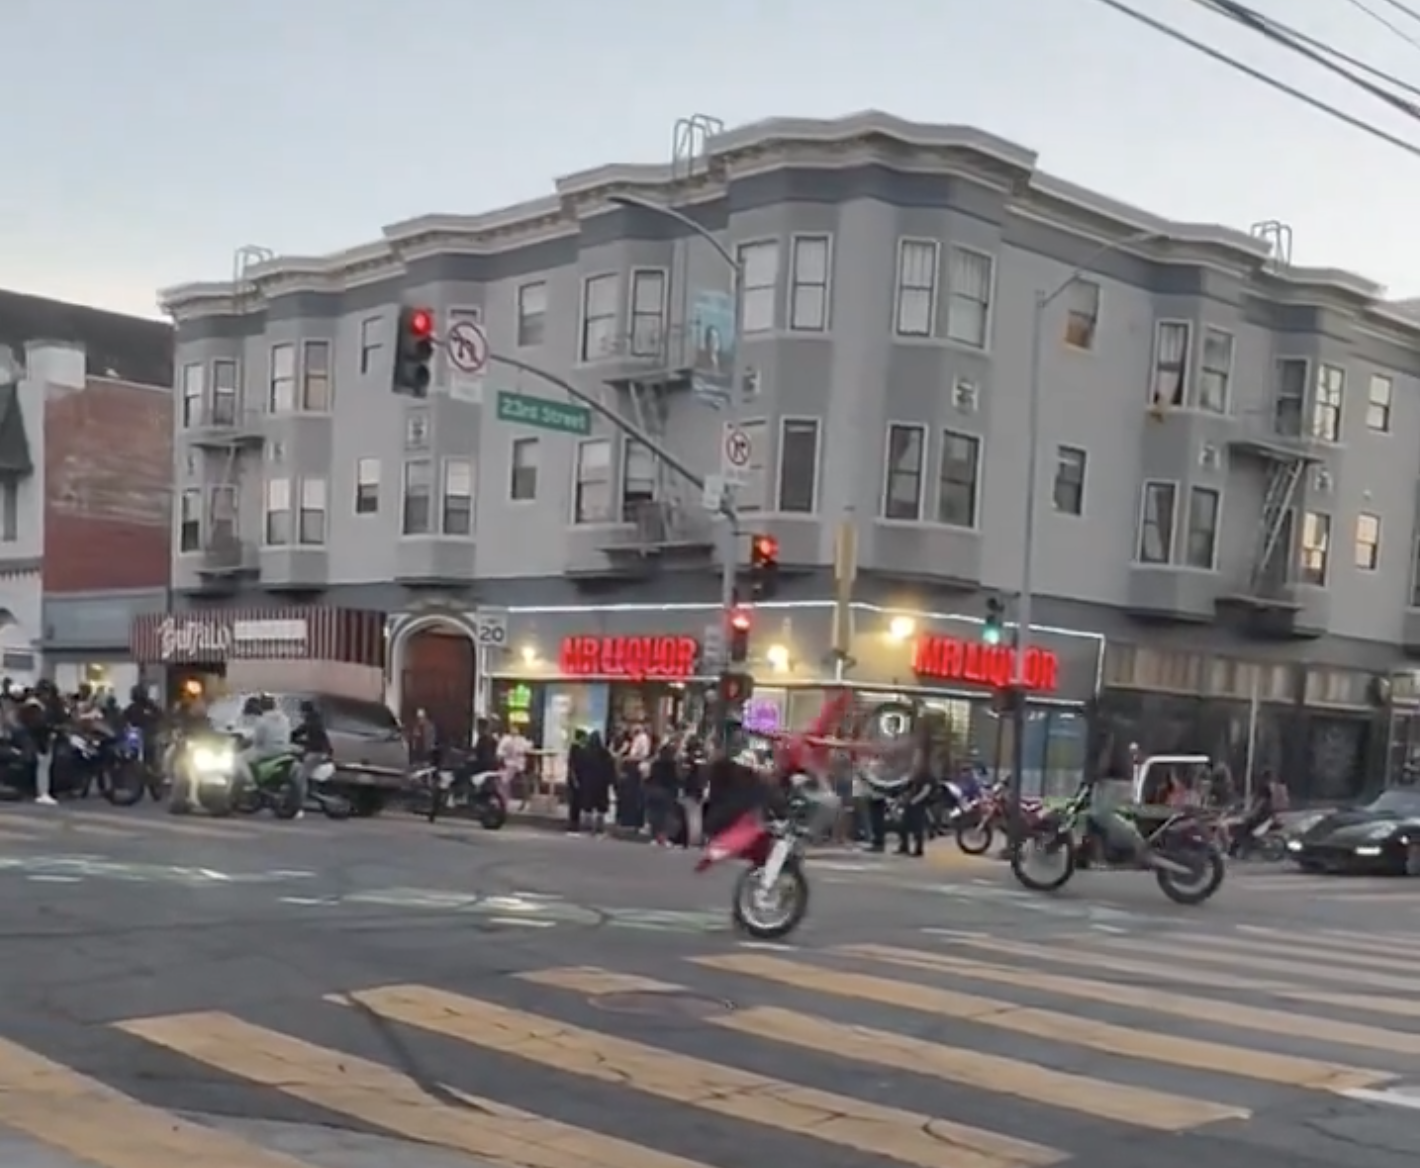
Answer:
[157,111,1420,796]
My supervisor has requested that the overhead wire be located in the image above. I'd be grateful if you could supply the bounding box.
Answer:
[1087,0,1420,160]
[1340,0,1420,54]
[1373,0,1420,29]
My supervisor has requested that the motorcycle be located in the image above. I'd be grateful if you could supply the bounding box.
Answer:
[168,732,238,815]
[303,755,353,820]
[1010,778,1226,906]
[415,756,508,828]
[952,780,1045,855]
[61,728,145,806]
[1221,809,1286,861]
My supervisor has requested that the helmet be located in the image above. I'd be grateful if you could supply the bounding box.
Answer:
[258,692,276,712]
[130,683,146,704]
[241,695,263,718]
[298,699,316,719]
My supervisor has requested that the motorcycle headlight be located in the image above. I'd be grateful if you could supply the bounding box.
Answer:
[190,746,234,775]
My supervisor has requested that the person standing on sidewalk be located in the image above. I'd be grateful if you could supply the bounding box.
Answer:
[645,741,680,846]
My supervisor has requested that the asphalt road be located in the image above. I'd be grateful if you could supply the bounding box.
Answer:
[0,799,1416,1168]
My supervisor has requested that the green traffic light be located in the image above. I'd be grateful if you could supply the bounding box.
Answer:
[982,624,1002,646]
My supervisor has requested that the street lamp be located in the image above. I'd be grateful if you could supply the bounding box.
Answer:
[607,192,748,741]
[1010,231,1157,832]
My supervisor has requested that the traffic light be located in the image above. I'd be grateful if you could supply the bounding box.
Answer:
[749,533,780,599]
[728,605,752,664]
[983,594,1006,646]
[393,306,435,397]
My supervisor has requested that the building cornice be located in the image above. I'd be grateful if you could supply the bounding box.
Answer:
[158,109,1409,338]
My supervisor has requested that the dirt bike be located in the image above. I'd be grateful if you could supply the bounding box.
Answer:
[951,780,1047,855]
[697,801,812,940]
[1011,778,1226,906]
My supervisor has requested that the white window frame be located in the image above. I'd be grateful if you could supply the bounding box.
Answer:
[211,359,239,425]
[1053,446,1087,516]
[358,316,382,376]
[441,458,474,536]
[1355,512,1381,571]
[881,422,928,522]
[208,484,237,545]
[516,281,548,348]
[735,419,768,513]
[1300,510,1332,585]
[1151,321,1191,409]
[1273,357,1310,438]
[788,235,831,332]
[1312,364,1345,443]
[1184,486,1221,570]
[268,344,296,414]
[180,363,205,428]
[298,477,327,545]
[620,438,657,523]
[945,247,994,349]
[1367,372,1393,433]
[776,417,821,514]
[509,437,539,502]
[354,457,380,516]
[263,477,292,546]
[1063,281,1100,350]
[578,273,619,362]
[401,459,433,536]
[572,438,614,525]
[737,240,779,334]
[300,340,331,412]
[628,269,667,356]
[937,429,982,528]
[179,488,202,552]
[894,239,938,338]
[1136,479,1178,564]
[1197,327,1233,413]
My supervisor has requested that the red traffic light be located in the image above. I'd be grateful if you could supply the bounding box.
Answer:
[752,534,778,561]
[729,607,752,632]
[408,308,434,338]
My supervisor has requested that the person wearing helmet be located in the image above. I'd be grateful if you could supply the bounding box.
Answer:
[233,693,297,812]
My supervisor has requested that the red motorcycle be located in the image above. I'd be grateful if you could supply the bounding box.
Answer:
[954,780,1045,855]
[697,804,811,940]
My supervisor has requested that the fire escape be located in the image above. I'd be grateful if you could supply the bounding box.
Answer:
[191,246,270,590]
[595,115,725,576]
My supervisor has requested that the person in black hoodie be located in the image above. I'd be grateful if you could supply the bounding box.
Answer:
[645,741,680,846]
[579,731,615,836]
[565,729,588,833]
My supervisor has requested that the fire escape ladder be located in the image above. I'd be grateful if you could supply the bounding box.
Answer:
[1250,457,1305,592]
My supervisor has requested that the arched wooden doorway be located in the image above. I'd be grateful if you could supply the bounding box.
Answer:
[400,620,475,747]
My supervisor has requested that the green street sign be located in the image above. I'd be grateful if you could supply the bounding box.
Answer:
[495,390,592,437]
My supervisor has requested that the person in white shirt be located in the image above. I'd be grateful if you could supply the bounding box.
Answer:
[235,694,298,814]
[497,726,531,800]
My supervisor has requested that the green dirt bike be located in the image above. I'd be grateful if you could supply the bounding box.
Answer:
[1009,778,1226,906]
[206,750,304,820]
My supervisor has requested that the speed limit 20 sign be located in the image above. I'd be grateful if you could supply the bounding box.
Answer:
[473,608,509,647]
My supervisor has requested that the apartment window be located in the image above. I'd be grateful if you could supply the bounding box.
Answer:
[1137,481,1177,564]
[358,316,382,376]
[736,420,768,512]
[579,274,618,361]
[401,460,433,535]
[738,241,779,333]
[442,459,474,536]
[1185,486,1220,569]
[1198,328,1233,413]
[1312,364,1344,442]
[1367,373,1393,432]
[620,441,657,522]
[945,249,992,348]
[883,424,926,521]
[1274,358,1308,437]
[354,457,380,515]
[1355,512,1381,570]
[1300,511,1331,585]
[301,340,331,411]
[894,240,938,337]
[1053,446,1087,515]
[0,481,15,543]
[938,431,981,527]
[405,409,430,450]
[211,360,238,425]
[264,478,291,546]
[777,419,820,513]
[510,438,539,501]
[1151,322,1190,408]
[208,485,237,544]
[1063,281,1100,350]
[629,270,666,356]
[789,235,831,332]
[299,477,327,545]
[269,344,296,413]
[181,363,204,428]
[179,488,202,552]
[573,438,613,524]
[516,282,547,347]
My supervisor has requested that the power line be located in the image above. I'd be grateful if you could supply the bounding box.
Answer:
[1190,0,1420,115]
[1374,0,1420,29]
[1088,0,1420,160]
[1341,0,1420,53]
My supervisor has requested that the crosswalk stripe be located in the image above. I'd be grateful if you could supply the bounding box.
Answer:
[1177,933,1420,974]
[0,1031,317,1168]
[329,983,1063,1168]
[76,813,255,840]
[693,953,1386,1091]
[519,965,1246,1132]
[1313,927,1420,955]
[1096,937,1420,993]
[1239,925,1420,961]
[839,943,1420,1057]
[0,816,132,838]
[931,934,1420,1020]
[116,1010,724,1168]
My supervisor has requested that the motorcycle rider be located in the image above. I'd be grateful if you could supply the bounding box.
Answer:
[19,680,64,805]
[122,684,161,760]
[234,693,296,813]
[291,699,332,807]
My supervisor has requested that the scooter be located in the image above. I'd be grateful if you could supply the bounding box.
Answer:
[302,755,352,820]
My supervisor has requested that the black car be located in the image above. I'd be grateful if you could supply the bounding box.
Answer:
[1287,788,1420,875]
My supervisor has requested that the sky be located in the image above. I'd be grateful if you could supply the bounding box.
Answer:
[7,0,1420,318]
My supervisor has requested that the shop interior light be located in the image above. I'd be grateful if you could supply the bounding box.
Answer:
[887,616,915,642]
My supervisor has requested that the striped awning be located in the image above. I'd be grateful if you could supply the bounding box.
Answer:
[130,607,385,667]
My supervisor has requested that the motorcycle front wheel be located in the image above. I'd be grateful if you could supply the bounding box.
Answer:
[479,793,508,830]
[955,819,995,855]
[1155,844,1226,905]
[1010,829,1077,892]
[732,861,809,940]
[102,761,146,807]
